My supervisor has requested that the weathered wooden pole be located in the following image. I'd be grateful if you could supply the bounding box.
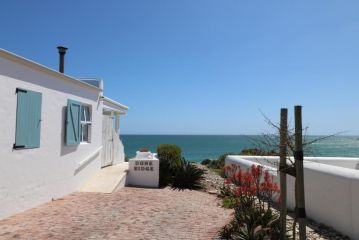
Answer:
[294,105,306,240]
[279,108,288,240]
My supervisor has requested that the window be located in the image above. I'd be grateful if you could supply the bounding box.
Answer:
[80,105,92,143]
[65,99,92,145]
[14,88,42,149]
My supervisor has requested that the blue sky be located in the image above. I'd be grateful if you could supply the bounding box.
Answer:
[1,1,359,135]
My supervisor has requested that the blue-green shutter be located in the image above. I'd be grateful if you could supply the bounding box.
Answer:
[66,99,81,145]
[15,89,42,149]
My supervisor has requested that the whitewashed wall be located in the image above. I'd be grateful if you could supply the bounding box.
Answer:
[225,155,359,239]
[0,55,103,219]
[112,128,125,165]
[103,98,128,165]
[114,115,125,165]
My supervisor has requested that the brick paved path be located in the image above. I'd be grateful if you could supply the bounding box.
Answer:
[0,187,233,240]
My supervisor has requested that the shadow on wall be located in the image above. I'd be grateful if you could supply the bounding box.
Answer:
[60,106,78,156]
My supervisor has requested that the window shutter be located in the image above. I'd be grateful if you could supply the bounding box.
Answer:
[15,89,42,149]
[66,99,81,145]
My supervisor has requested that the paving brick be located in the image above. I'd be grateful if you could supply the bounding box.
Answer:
[0,187,232,240]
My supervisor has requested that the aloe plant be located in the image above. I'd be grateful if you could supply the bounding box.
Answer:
[220,164,281,239]
[171,159,206,190]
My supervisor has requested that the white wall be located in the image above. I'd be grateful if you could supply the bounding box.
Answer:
[225,155,359,239]
[0,55,103,219]
[228,155,359,170]
[116,115,125,164]
[113,134,125,165]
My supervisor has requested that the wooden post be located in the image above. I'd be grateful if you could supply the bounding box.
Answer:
[294,105,306,240]
[279,108,288,240]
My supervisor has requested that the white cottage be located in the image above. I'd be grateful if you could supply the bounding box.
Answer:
[0,47,128,219]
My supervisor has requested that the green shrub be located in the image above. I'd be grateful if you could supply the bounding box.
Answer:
[240,148,278,156]
[208,160,219,169]
[171,159,206,190]
[205,152,239,170]
[157,144,182,187]
[157,144,182,168]
[217,152,237,168]
[201,159,212,165]
[222,197,238,209]
[206,149,278,172]
[209,167,225,178]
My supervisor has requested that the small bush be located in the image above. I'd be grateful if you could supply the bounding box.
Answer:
[157,144,182,168]
[208,152,239,170]
[171,159,206,190]
[210,149,277,171]
[201,159,212,165]
[208,159,220,169]
[240,148,278,156]
[157,144,182,187]
[222,197,238,209]
[217,153,234,168]
[209,168,226,178]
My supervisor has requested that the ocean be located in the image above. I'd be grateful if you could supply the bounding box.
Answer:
[121,135,359,162]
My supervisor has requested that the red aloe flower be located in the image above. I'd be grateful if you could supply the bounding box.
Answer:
[264,169,271,182]
[243,171,254,186]
[251,164,263,179]
[272,183,279,193]
[234,187,242,196]
[250,165,256,176]
[235,170,243,184]
[250,185,257,195]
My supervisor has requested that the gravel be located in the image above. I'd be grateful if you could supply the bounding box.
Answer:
[197,164,223,193]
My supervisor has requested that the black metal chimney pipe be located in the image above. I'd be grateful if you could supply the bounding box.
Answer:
[57,46,68,73]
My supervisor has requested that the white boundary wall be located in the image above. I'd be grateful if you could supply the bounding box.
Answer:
[0,53,103,219]
[225,155,359,239]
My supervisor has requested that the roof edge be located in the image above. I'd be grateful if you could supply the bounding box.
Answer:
[102,96,129,113]
[0,48,102,92]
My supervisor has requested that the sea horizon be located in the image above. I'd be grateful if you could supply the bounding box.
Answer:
[122,133,359,137]
[121,134,359,161]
